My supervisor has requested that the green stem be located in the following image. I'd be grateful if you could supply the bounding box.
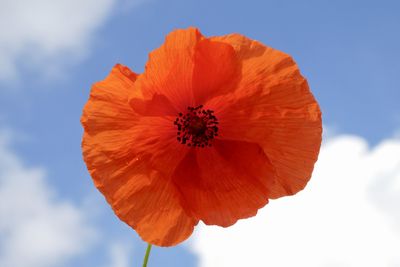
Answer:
[142,243,152,267]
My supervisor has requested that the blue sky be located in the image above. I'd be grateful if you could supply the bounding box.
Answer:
[0,0,400,266]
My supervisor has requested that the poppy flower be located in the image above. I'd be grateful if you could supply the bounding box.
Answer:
[81,27,322,247]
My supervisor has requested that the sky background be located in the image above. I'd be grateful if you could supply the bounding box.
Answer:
[0,0,399,266]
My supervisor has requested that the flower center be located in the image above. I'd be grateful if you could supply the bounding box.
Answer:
[174,105,219,147]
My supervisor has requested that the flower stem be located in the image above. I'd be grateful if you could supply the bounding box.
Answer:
[142,243,152,267]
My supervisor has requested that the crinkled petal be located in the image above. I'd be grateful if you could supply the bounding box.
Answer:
[192,38,240,104]
[82,64,138,134]
[208,34,322,199]
[130,27,201,113]
[172,139,276,227]
[130,93,178,116]
[81,64,197,246]
[130,28,241,115]
[83,139,197,246]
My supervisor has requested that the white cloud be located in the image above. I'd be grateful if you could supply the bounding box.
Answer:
[0,0,139,83]
[103,242,132,267]
[0,130,97,267]
[192,135,400,267]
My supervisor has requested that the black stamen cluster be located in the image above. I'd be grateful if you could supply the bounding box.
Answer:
[173,105,219,148]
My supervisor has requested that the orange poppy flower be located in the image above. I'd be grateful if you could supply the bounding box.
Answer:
[81,27,322,247]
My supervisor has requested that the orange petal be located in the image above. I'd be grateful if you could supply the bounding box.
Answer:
[83,140,197,246]
[82,65,197,246]
[131,28,241,115]
[192,38,239,104]
[81,64,138,134]
[131,27,202,112]
[130,93,178,116]
[208,34,322,199]
[172,139,276,227]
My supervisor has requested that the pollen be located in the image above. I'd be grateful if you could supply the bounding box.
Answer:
[173,105,219,147]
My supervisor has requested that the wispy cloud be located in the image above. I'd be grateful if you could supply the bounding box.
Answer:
[0,0,142,84]
[192,134,400,266]
[0,129,97,267]
[103,242,133,267]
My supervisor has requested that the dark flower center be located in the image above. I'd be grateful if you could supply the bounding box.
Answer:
[174,105,219,148]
